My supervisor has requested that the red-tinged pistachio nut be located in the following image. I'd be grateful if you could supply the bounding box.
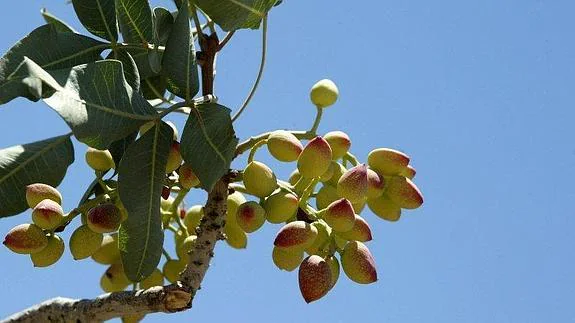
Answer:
[322,198,355,232]
[263,191,299,224]
[352,198,367,214]
[3,223,48,254]
[366,168,385,199]
[25,183,62,208]
[367,148,410,176]
[274,221,318,251]
[297,137,332,179]
[86,147,115,172]
[32,199,64,230]
[69,225,103,260]
[367,194,401,222]
[139,269,164,289]
[326,255,340,290]
[267,130,304,162]
[178,163,200,189]
[310,79,339,108]
[341,241,377,284]
[87,203,122,234]
[224,222,248,249]
[336,215,372,242]
[337,164,369,203]
[400,165,417,179]
[166,141,183,173]
[299,255,332,303]
[272,245,304,271]
[227,192,247,227]
[236,201,266,233]
[385,176,424,209]
[315,184,339,210]
[183,205,203,233]
[92,233,121,265]
[305,221,332,255]
[100,263,130,292]
[323,131,351,159]
[319,161,336,182]
[30,234,64,267]
[242,161,278,198]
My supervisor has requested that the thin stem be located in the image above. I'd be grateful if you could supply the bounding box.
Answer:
[231,14,268,122]
[197,7,216,34]
[162,248,172,260]
[235,130,312,156]
[217,31,236,51]
[345,152,360,166]
[169,188,189,234]
[309,106,323,134]
[158,102,190,118]
[247,139,268,163]
[189,1,206,43]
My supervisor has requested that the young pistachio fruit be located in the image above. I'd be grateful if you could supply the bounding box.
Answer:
[337,164,369,203]
[163,259,187,283]
[315,184,339,210]
[242,161,278,198]
[140,268,165,289]
[32,199,64,230]
[299,255,332,303]
[176,235,197,260]
[326,162,346,187]
[321,198,356,233]
[335,215,373,242]
[319,161,336,182]
[323,131,351,160]
[288,169,301,185]
[367,194,401,222]
[30,234,65,267]
[400,165,417,179]
[385,176,424,209]
[272,245,304,271]
[236,201,266,233]
[25,183,62,208]
[366,168,385,199]
[304,221,331,255]
[178,164,200,189]
[183,205,204,233]
[224,223,248,249]
[352,198,367,214]
[226,192,247,226]
[274,221,318,251]
[367,148,410,176]
[92,233,121,265]
[326,255,340,290]
[263,191,299,224]
[87,203,122,234]
[85,147,115,172]
[70,225,103,260]
[310,79,339,108]
[100,263,131,292]
[3,223,48,254]
[166,141,183,173]
[297,136,332,179]
[267,130,304,162]
[341,241,377,284]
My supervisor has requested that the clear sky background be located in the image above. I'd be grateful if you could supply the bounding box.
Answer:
[1,1,574,322]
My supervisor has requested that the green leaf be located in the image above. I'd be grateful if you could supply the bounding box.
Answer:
[108,131,138,170]
[196,0,276,31]
[38,59,157,149]
[141,75,168,100]
[72,0,118,42]
[153,7,175,46]
[116,0,154,44]
[181,103,238,191]
[162,5,199,101]
[0,134,74,218]
[0,25,107,104]
[41,8,77,33]
[106,50,141,92]
[118,122,173,282]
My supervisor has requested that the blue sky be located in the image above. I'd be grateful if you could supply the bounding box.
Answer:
[1,1,575,322]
